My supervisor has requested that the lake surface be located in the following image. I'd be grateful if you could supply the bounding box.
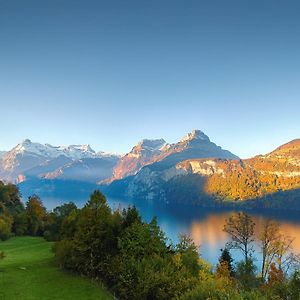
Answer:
[43,196,300,270]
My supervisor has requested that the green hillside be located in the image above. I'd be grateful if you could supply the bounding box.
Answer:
[0,237,112,300]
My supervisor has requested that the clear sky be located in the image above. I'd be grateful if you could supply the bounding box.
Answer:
[0,0,299,158]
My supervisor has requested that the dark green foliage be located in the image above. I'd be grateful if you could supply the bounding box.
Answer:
[53,239,75,269]
[121,205,142,228]
[118,217,167,260]
[12,212,28,235]
[54,190,202,299]
[288,270,300,300]
[218,247,235,276]
[235,258,258,289]
[0,213,13,240]
[0,181,24,214]
[52,191,300,299]
[0,181,26,237]
[60,208,79,239]
[176,234,201,277]
[26,195,47,236]
[70,190,118,278]
[44,202,77,241]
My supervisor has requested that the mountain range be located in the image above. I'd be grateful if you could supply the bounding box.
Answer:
[0,139,119,184]
[104,130,238,183]
[1,130,300,210]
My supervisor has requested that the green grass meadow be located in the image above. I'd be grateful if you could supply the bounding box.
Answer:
[0,237,112,300]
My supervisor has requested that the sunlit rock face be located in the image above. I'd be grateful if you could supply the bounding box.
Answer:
[107,138,300,208]
[0,139,120,183]
[106,130,238,184]
[107,130,239,202]
[104,139,167,183]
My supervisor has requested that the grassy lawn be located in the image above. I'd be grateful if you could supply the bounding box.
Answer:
[0,236,113,300]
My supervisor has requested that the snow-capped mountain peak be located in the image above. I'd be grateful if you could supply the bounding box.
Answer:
[9,140,101,160]
[180,130,210,143]
[13,139,60,158]
[0,139,120,183]
[137,139,167,151]
[60,144,96,159]
[68,144,94,153]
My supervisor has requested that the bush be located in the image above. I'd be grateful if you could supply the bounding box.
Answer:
[54,240,74,270]
[235,258,259,289]
[289,270,300,300]
[0,214,13,241]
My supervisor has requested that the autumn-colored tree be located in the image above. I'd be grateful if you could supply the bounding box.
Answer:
[216,260,231,278]
[26,195,47,236]
[273,234,299,276]
[224,212,255,262]
[267,263,285,286]
[258,219,281,281]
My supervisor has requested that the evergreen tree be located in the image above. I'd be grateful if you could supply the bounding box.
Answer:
[217,247,234,277]
[72,190,119,278]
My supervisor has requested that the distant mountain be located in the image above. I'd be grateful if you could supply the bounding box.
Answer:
[0,139,119,183]
[103,138,167,183]
[42,157,118,183]
[0,151,6,159]
[106,138,300,210]
[105,130,238,183]
[3,133,299,211]
[147,129,238,169]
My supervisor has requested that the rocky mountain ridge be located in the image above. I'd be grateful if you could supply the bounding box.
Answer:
[2,132,300,211]
[107,138,300,207]
[105,130,238,183]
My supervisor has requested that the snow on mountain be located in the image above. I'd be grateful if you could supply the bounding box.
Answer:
[0,139,120,183]
[180,130,210,143]
[0,130,238,186]
[10,139,100,160]
[105,130,238,183]
[154,129,238,168]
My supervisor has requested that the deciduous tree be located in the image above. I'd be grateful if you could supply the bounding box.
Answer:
[258,219,281,281]
[224,212,255,262]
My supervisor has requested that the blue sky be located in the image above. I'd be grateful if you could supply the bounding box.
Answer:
[0,0,299,158]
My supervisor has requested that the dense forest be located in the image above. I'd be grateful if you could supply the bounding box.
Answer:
[1,180,300,299]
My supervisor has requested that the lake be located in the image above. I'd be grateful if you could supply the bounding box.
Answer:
[41,195,300,270]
